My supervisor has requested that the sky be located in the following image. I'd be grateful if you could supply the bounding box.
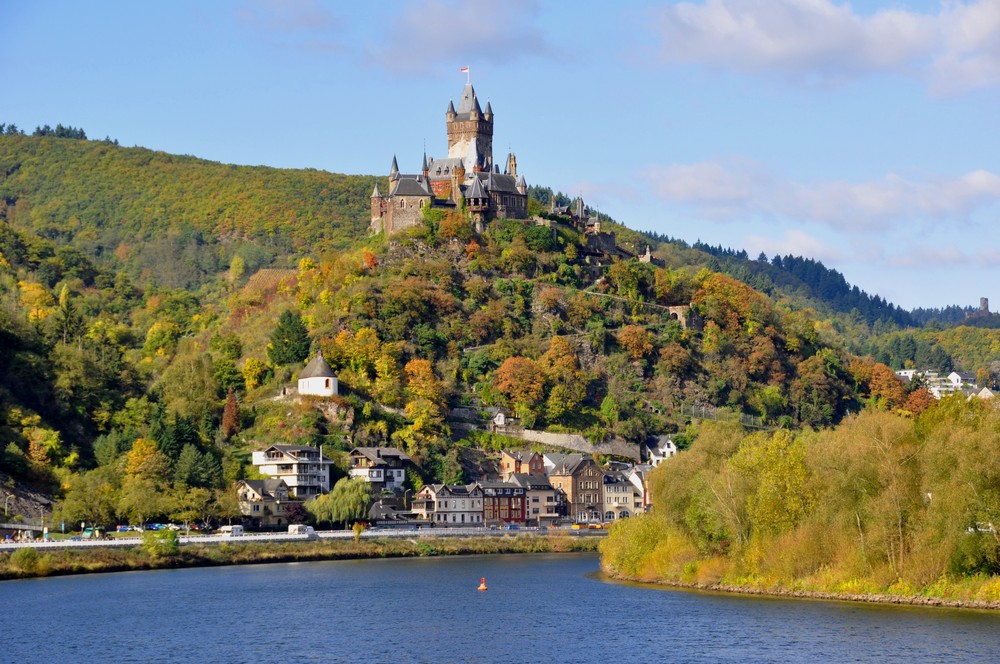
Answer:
[4,0,1000,311]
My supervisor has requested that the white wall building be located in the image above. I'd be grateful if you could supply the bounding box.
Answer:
[251,445,333,498]
[298,353,338,397]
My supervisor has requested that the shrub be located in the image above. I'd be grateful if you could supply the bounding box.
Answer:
[142,529,180,558]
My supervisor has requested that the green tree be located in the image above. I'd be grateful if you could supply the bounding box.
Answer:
[267,310,310,366]
[306,477,373,527]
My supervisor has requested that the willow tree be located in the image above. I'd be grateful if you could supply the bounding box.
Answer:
[307,477,373,527]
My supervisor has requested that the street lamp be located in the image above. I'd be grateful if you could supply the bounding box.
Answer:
[403,489,412,510]
[3,494,13,518]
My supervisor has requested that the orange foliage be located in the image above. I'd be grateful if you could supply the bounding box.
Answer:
[495,356,545,408]
[617,324,654,360]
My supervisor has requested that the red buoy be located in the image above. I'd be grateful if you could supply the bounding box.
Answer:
[477,577,488,591]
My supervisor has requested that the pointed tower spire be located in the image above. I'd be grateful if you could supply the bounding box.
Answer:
[371,183,381,198]
[389,155,399,181]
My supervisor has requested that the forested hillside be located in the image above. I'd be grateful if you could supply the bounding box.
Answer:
[0,131,992,530]
[0,133,375,288]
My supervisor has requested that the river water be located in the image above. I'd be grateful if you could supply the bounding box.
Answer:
[3,552,998,663]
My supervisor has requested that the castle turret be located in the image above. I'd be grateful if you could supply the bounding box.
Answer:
[370,183,383,232]
[506,152,517,177]
[466,174,489,233]
[517,174,526,196]
[389,155,399,182]
[422,151,429,180]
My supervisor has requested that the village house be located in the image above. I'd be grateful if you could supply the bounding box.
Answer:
[349,447,412,491]
[251,444,333,498]
[297,352,338,397]
[647,436,678,467]
[895,368,979,400]
[547,454,604,524]
[236,478,298,527]
[410,483,484,526]
[508,473,563,526]
[476,480,526,526]
[602,471,640,521]
[499,450,544,479]
[628,465,653,513]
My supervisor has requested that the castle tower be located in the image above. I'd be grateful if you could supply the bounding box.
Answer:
[447,84,493,173]
[505,152,517,177]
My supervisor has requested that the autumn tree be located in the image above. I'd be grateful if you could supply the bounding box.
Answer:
[221,388,239,441]
[617,324,654,360]
[495,356,545,424]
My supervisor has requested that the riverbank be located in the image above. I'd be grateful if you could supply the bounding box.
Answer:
[0,534,599,581]
[602,571,1000,611]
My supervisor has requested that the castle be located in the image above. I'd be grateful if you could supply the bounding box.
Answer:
[370,83,528,236]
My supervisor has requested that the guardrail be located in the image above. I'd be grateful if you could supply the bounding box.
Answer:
[0,526,606,552]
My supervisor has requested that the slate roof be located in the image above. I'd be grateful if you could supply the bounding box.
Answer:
[508,473,553,490]
[465,175,488,199]
[351,447,412,463]
[390,176,432,197]
[427,157,465,178]
[454,83,482,118]
[240,478,287,499]
[477,171,520,194]
[300,353,336,379]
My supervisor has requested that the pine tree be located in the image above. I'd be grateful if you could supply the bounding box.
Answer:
[267,310,310,366]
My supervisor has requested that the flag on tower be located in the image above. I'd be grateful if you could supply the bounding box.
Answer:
[459,67,469,73]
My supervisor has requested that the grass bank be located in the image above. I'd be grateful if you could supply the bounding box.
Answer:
[599,516,1000,612]
[0,535,599,581]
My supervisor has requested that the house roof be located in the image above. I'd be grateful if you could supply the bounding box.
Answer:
[238,478,288,499]
[300,353,336,379]
[351,447,412,463]
[258,445,332,462]
[508,473,552,490]
[548,454,588,475]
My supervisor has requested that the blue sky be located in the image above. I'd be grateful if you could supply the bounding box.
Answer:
[4,0,1000,311]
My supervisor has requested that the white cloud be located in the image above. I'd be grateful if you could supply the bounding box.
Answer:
[887,245,1000,268]
[930,0,1000,94]
[643,0,1000,94]
[641,159,1000,230]
[742,229,843,262]
[236,0,343,51]
[368,0,551,74]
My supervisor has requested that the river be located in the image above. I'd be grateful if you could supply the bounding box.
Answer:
[3,552,998,663]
